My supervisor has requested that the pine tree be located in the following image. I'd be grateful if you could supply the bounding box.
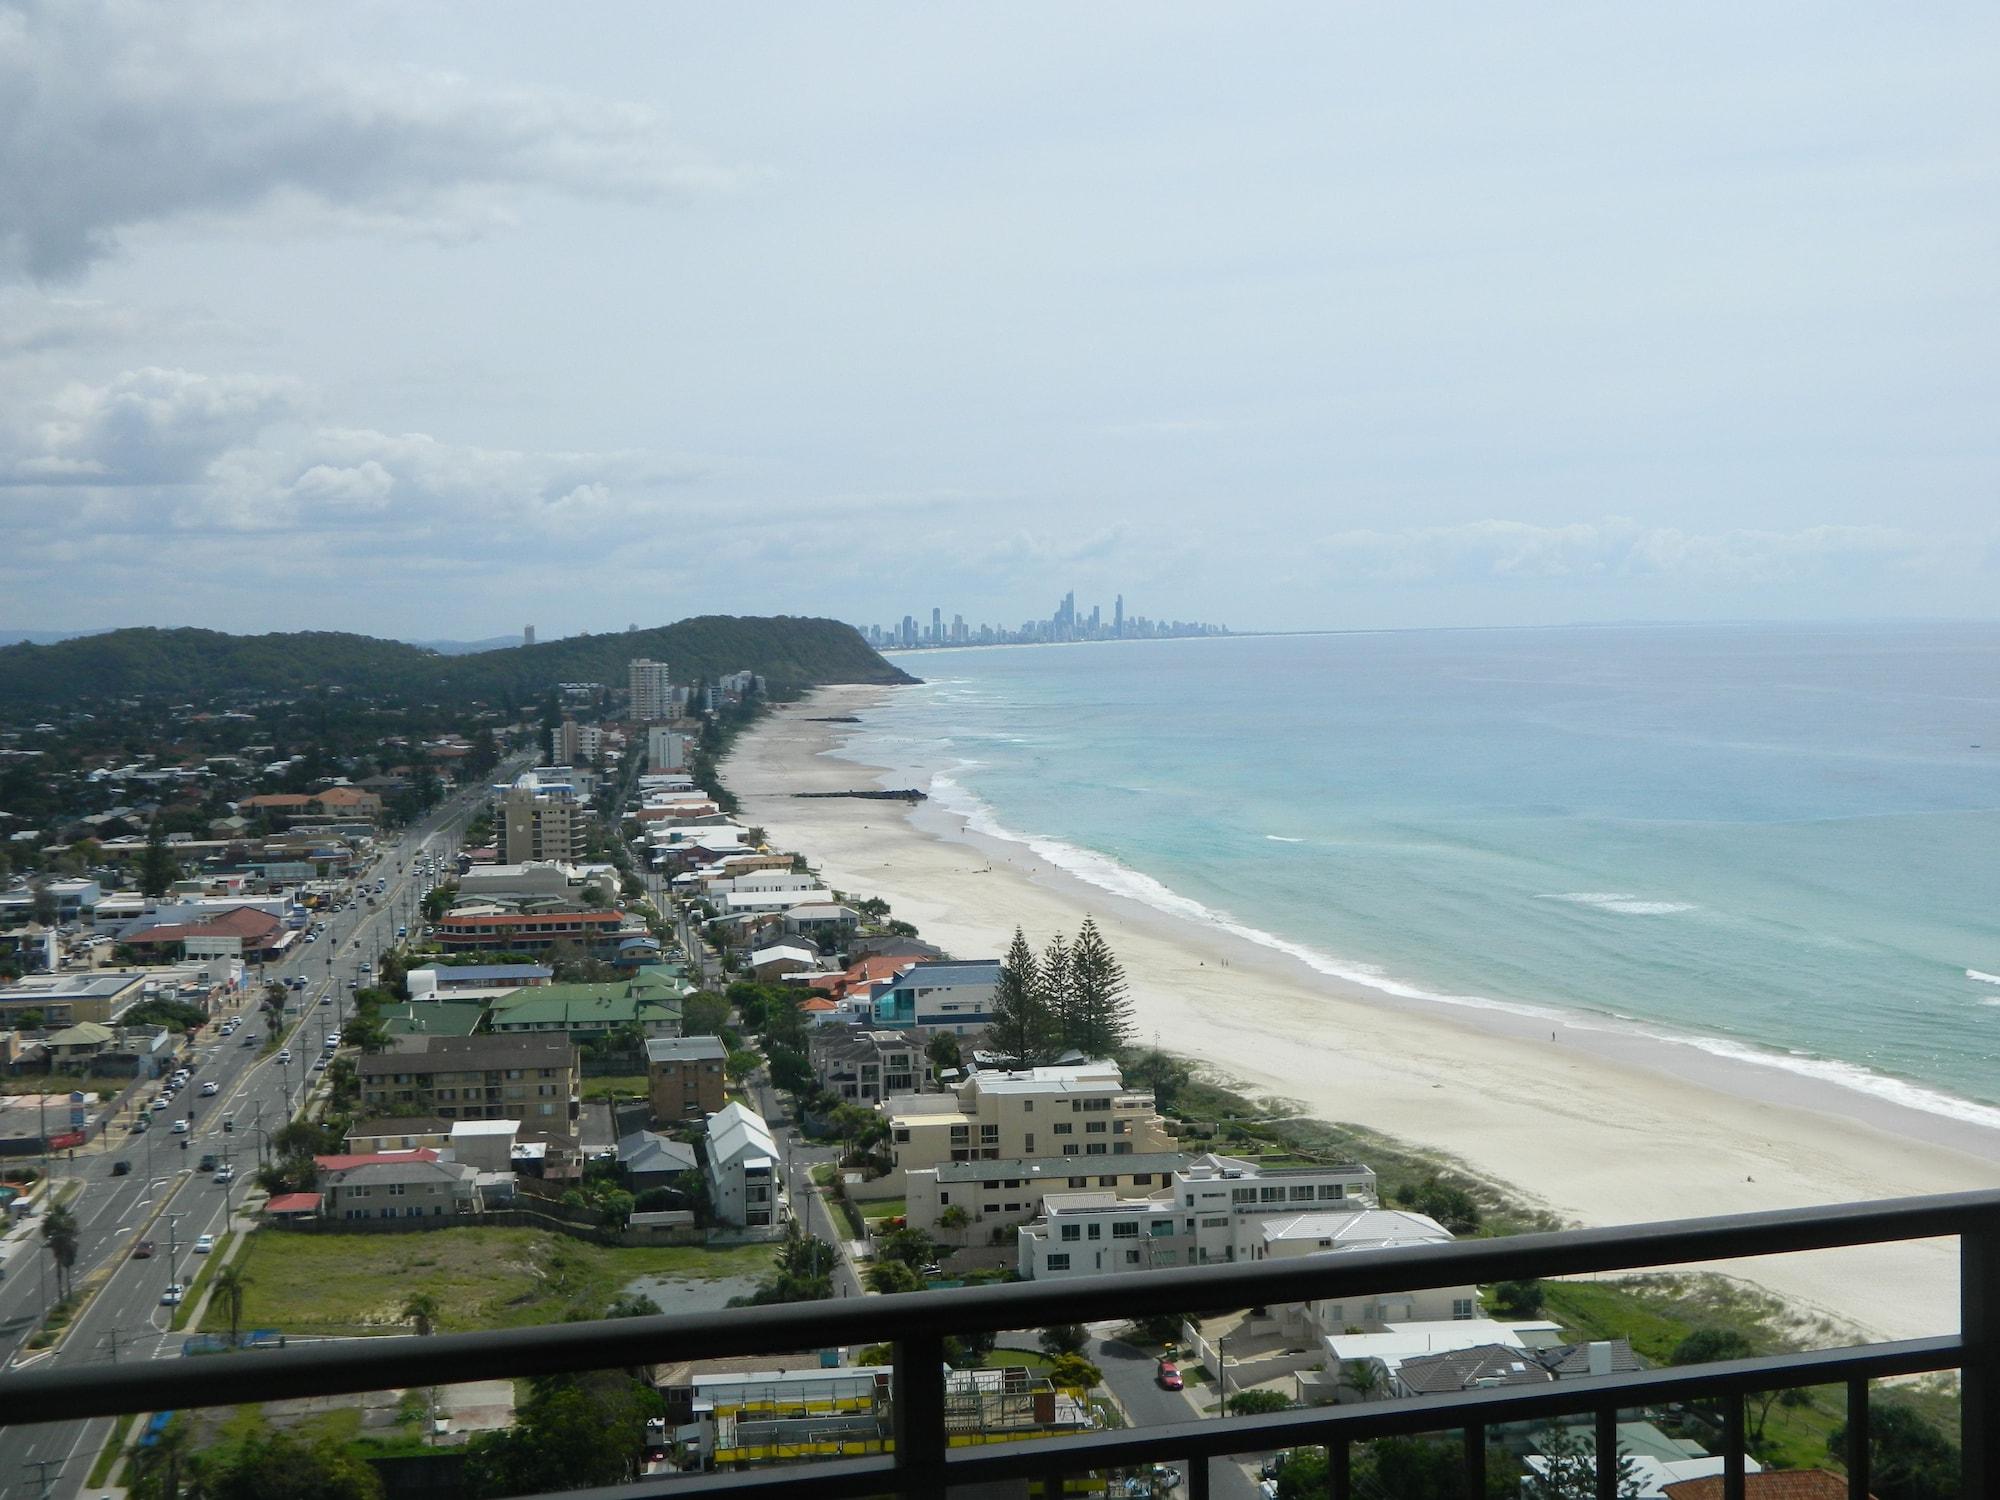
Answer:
[1068,916,1134,1056]
[1039,931,1074,1053]
[139,815,180,898]
[987,927,1051,1062]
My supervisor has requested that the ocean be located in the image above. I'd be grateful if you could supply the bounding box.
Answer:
[842,623,2000,1126]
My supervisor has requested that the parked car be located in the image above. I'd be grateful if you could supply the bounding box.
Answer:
[150,1097,170,1113]
[1156,1359,1183,1391]
[312,1058,328,1072]
[198,1153,218,1172]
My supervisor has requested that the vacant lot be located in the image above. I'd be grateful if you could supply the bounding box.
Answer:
[211,1227,776,1335]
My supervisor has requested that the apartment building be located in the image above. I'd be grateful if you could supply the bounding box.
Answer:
[431,909,624,953]
[356,1035,577,1125]
[646,726,690,771]
[629,657,673,721]
[646,1034,729,1121]
[871,1061,1173,1197]
[809,1028,927,1105]
[706,1100,782,1230]
[1015,1153,1383,1278]
[0,971,153,1029]
[555,720,603,767]
[502,772,588,864]
[905,1151,1191,1240]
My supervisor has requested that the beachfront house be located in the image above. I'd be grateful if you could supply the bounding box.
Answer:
[863,959,1002,1033]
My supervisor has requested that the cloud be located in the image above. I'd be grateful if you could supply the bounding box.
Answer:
[1311,518,1975,588]
[13,366,304,486]
[0,0,741,278]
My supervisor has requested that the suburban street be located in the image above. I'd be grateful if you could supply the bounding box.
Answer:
[0,779,497,1500]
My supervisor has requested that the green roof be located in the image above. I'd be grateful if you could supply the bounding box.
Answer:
[488,980,684,1032]
[380,1001,487,1038]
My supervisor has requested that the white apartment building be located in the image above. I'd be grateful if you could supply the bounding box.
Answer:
[502,772,588,864]
[905,1151,1190,1239]
[555,720,603,766]
[1015,1153,1382,1279]
[647,726,690,771]
[866,1061,1174,1200]
[629,658,673,721]
[706,1100,783,1231]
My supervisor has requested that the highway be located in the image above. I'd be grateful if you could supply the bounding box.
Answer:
[0,776,499,1500]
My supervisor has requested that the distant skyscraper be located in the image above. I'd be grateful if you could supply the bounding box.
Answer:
[524,624,535,646]
[932,606,943,644]
[1114,595,1124,638]
[628,657,673,721]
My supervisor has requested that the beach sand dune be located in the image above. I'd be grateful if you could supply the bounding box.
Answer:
[725,686,2000,1341]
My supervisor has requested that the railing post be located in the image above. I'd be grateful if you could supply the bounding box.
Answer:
[1964,1224,2000,1498]
[1722,1396,1745,1500]
[1327,1439,1349,1500]
[1188,1455,1211,1500]
[892,1330,946,1499]
[1462,1422,1485,1500]
[1594,1407,1618,1500]
[1845,1378,1870,1500]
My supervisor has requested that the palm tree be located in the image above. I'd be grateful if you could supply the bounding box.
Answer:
[213,1264,250,1345]
[402,1292,441,1337]
[41,1202,79,1302]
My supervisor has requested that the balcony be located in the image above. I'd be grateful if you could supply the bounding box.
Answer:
[3,1190,1994,1499]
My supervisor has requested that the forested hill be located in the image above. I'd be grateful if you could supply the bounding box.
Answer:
[0,615,915,712]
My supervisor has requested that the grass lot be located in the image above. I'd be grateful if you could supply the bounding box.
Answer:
[858,1197,906,1222]
[0,1074,96,1097]
[580,1074,649,1102]
[170,1230,239,1331]
[208,1227,777,1336]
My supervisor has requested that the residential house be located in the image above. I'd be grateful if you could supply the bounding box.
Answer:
[864,959,1001,1033]
[809,1028,926,1106]
[749,943,821,982]
[617,1129,699,1192]
[781,903,862,946]
[706,1100,782,1230]
[320,1155,481,1221]
[645,1035,728,1122]
[488,974,687,1042]
[313,785,383,822]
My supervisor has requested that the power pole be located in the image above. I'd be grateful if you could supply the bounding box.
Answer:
[23,1458,60,1500]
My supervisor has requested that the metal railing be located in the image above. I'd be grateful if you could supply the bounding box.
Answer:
[4,1189,1995,1499]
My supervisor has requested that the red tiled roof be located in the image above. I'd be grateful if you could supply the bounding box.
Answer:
[239,794,314,808]
[807,955,910,998]
[1664,1473,1871,1500]
[127,906,284,946]
[264,1193,322,1214]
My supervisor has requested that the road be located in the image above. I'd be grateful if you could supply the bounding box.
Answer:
[0,775,502,1500]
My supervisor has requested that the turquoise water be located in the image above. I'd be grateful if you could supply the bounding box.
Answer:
[847,624,2000,1121]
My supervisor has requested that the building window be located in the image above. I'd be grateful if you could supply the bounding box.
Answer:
[1053,1122,1073,1136]
[1086,1222,1101,1240]
[1021,1100,1033,1113]
[1060,1224,1081,1242]
[1097,1175,1116,1187]
[979,1124,1000,1143]
[1148,1220,1175,1237]
[1068,1176,1087,1188]
[1085,1121,1107,1134]
[1290,1185,1316,1202]
[1260,1186,1284,1203]
[1062,1145,1080,1156]
[1318,1184,1345,1201]
[1086,1143,1108,1155]
[1202,1215,1228,1228]
[1134,1174,1153,1186]
[1453,1299,1476,1320]
[1112,1222,1138,1239]
[1047,1254,1070,1271]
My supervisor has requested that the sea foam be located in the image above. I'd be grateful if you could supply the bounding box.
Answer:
[1538,891,1698,916]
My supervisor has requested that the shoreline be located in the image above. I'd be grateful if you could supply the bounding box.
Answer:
[725,685,2000,1340]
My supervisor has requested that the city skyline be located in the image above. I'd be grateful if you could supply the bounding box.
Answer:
[862,590,1227,651]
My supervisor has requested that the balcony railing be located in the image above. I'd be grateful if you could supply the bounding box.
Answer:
[4,1189,1995,1500]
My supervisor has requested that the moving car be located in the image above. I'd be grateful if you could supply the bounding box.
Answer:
[171,1119,190,1134]
[1156,1359,1183,1391]
[150,1097,170,1112]
[111,1159,132,1176]
[160,1283,184,1306]
[198,1153,218,1171]
[132,1240,154,1259]
[199,1081,218,1096]
[241,1032,258,1046]
[193,1234,215,1254]
[214,1166,235,1184]
[311,1058,328,1072]
[277,1048,291,1064]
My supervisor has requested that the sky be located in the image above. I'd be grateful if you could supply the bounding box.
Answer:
[1,2,1996,639]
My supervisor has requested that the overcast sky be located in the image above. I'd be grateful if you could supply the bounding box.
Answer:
[2,2,1995,639]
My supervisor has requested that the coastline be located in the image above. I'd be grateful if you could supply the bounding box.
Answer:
[725,685,2000,1341]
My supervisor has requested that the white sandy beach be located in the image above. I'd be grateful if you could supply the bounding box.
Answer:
[725,686,2000,1342]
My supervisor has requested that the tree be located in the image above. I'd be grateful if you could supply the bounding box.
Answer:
[866,1259,923,1294]
[986,927,1054,1061]
[1067,916,1133,1055]
[925,1030,961,1075]
[214,1264,250,1344]
[1492,1278,1545,1317]
[204,1427,384,1500]
[682,991,731,1037]
[1225,1389,1292,1415]
[1038,932,1074,1051]
[877,1225,937,1270]
[605,1291,663,1318]
[1048,1352,1104,1390]
[1039,1323,1089,1358]
[1671,1326,1754,1365]
[1830,1401,1960,1500]
[139,815,181,898]
[402,1292,442,1337]
[938,1204,971,1242]
[464,1372,662,1497]
[1524,1426,1643,1499]
[1347,1437,1517,1500]
[41,1201,79,1300]
[599,1188,636,1230]
[1395,1174,1482,1234]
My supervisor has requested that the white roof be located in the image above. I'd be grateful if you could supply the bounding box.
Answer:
[1327,1319,1564,1366]
[707,1100,778,1167]
[750,944,819,965]
[722,888,834,911]
[1258,1209,1451,1246]
[451,1120,520,1138]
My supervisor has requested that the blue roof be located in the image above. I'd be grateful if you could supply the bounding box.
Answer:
[617,935,662,949]
[418,964,553,983]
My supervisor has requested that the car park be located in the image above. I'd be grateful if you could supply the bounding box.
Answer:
[193,1234,215,1254]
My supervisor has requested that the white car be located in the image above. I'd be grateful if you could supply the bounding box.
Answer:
[199,1081,218,1097]
[160,1284,184,1306]
[277,1048,292,1064]
[170,1119,190,1134]
[215,1165,235,1184]
[193,1234,215,1254]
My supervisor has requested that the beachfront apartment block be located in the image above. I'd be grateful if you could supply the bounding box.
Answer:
[906,1151,1190,1240]
[628,657,673,721]
[502,772,589,863]
[864,1060,1174,1199]
[863,959,1001,1034]
[1013,1153,1383,1277]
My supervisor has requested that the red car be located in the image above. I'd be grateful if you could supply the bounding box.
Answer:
[132,1240,154,1260]
[1156,1359,1183,1391]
